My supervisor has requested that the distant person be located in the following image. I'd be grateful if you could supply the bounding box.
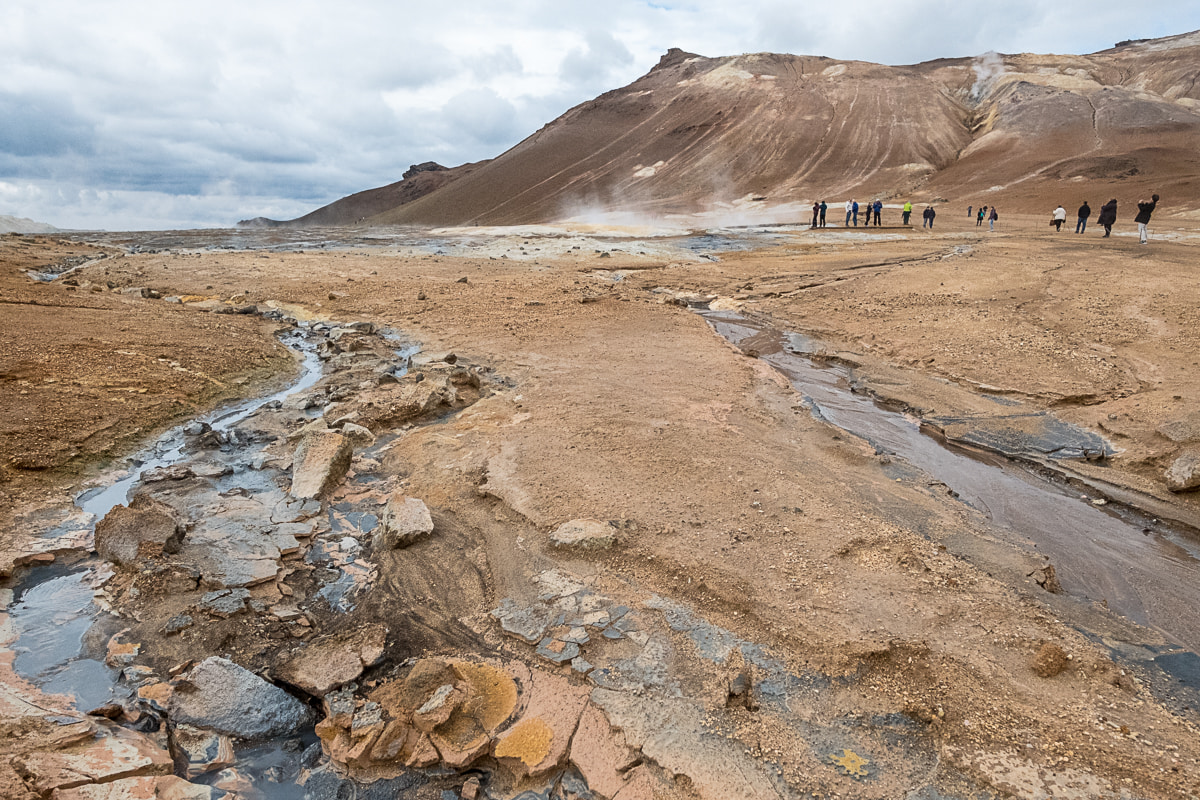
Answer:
[1097,198,1117,237]
[872,200,882,226]
[819,200,828,228]
[902,200,913,225]
[977,206,986,227]
[845,199,853,226]
[922,205,936,229]
[967,205,973,219]
[1076,201,1091,233]
[852,199,860,226]
[812,201,820,228]
[1134,194,1159,244]
[988,206,998,231]
[1052,204,1066,232]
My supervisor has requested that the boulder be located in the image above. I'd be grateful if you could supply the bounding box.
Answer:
[340,422,376,447]
[290,430,353,500]
[550,519,617,550]
[167,657,313,740]
[1165,450,1200,492]
[376,496,434,549]
[94,493,184,567]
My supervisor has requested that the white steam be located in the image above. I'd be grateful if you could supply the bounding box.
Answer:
[970,51,1005,100]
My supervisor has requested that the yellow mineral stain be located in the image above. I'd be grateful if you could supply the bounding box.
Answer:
[493,717,553,767]
[452,660,518,732]
[830,748,871,777]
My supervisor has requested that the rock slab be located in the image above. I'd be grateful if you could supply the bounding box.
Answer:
[550,519,618,549]
[1165,450,1200,492]
[168,657,314,740]
[291,430,353,500]
[377,495,434,549]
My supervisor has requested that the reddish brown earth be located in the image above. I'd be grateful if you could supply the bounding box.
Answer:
[3,213,1199,798]
[272,31,1200,230]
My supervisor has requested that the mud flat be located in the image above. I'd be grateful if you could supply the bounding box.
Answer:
[2,223,1200,799]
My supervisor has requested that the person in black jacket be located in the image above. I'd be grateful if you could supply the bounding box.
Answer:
[1134,194,1159,244]
[1097,199,1117,237]
[1076,201,1091,234]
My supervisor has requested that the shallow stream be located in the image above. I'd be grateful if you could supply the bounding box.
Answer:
[703,310,1200,658]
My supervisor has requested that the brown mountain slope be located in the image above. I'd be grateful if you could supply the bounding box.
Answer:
[300,31,1200,228]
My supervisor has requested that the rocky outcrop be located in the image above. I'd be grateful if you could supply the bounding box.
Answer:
[93,493,185,567]
[290,430,353,500]
[167,657,314,740]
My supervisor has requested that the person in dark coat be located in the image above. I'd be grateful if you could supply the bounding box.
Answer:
[977,206,986,227]
[872,199,882,226]
[812,201,820,228]
[1134,194,1159,244]
[819,200,828,228]
[1097,199,1117,237]
[1076,201,1091,234]
[922,206,935,229]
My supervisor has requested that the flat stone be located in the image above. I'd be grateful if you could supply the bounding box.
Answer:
[290,430,353,500]
[491,599,557,644]
[1165,450,1200,492]
[569,704,640,800]
[413,684,463,732]
[94,494,184,567]
[376,495,434,548]
[275,624,387,696]
[533,569,586,599]
[493,669,589,779]
[168,657,313,740]
[535,638,580,664]
[49,775,223,799]
[14,724,173,796]
[550,519,618,549]
[198,588,249,618]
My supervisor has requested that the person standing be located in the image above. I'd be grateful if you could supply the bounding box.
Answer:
[1076,201,1091,233]
[845,199,853,227]
[1097,199,1117,237]
[977,206,986,227]
[967,205,973,219]
[902,200,913,225]
[988,206,998,231]
[819,200,828,228]
[812,201,820,228]
[1134,194,1159,244]
[852,199,860,226]
[1052,204,1067,232]
[872,199,883,226]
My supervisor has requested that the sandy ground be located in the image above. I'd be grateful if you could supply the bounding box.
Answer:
[2,218,1199,799]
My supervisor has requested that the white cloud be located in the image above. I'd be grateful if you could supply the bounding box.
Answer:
[2,0,1198,229]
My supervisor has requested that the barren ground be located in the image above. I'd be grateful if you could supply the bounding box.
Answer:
[1,215,1199,799]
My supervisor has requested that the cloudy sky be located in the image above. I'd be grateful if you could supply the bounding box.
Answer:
[3,1,1197,230]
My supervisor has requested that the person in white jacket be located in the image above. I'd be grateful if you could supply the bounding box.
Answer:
[845,200,853,227]
[1052,205,1067,232]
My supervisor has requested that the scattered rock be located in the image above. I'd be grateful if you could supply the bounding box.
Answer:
[376,495,434,548]
[340,422,375,446]
[94,493,185,567]
[1030,563,1063,594]
[169,723,235,778]
[168,657,314,740]
[12,723,174,796]
[198,588,249,618]
[1165,450,1200,492]
[291,430,353,500]
[1032,643,1070,678]
[550,519,618,549]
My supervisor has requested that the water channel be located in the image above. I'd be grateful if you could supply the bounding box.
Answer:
[703,310,1200,659]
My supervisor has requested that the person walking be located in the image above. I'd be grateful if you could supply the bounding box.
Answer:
[1097,198,1117,237]
[819,200,828,228]
[922,205,936,229]
[872,199,883,226]
[902,200,913,225]
[977,206,986,227]
[1052,204,1067,232]
[1134,194,1159,244]
[811,201,820,228]
[1076,201,1091,233]
[852,199,860,226]
[988,206,998,231]
[967,205,973,219]
[845,199,853,227]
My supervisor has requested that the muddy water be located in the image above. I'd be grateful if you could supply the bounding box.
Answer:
[704,311,1200,656]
